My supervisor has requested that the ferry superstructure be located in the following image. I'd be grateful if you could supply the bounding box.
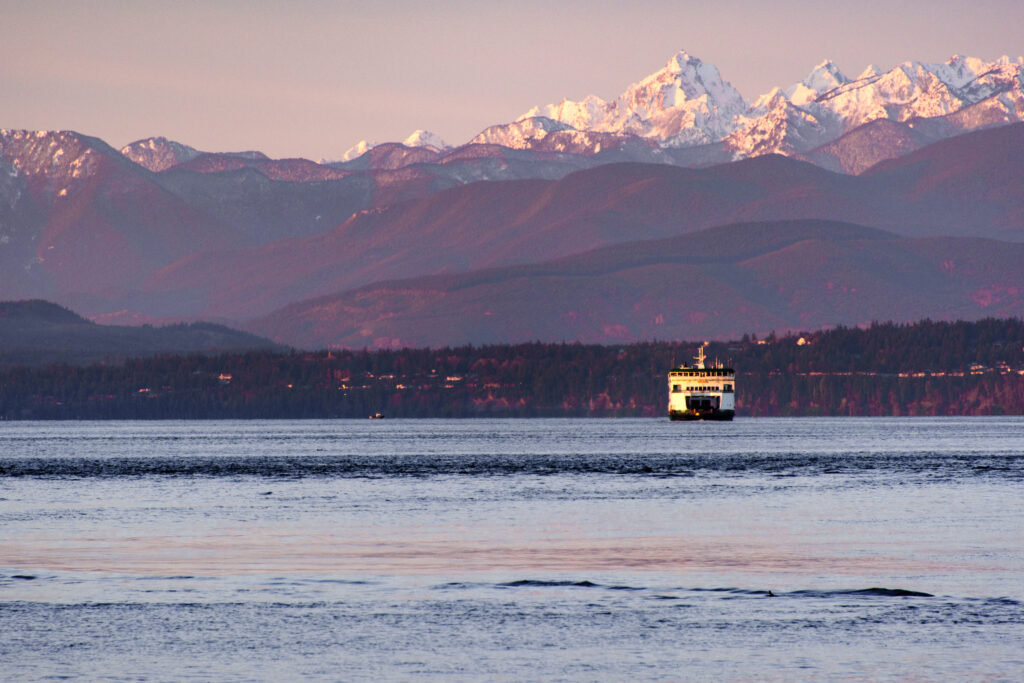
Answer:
[667,343,735,421]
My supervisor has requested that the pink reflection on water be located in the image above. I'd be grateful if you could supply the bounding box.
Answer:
[2,523,992,578]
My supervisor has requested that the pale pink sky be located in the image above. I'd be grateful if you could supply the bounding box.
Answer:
[3,0,1022,159]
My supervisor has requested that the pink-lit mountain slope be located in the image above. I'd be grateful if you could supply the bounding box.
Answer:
[140,160,859,319]
[860,122,1024,237]
[0,131,615,315]
[0,130,243,301]
[143,138,632,246]
[139,124,1024,321]
[803,119,942,174]
[248,219,1024,349]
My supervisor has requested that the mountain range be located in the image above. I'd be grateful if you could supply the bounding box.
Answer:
[2,50,1023,349]
[355,50,1024,168]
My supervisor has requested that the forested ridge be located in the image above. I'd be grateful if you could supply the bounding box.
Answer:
[2,318,1023,419]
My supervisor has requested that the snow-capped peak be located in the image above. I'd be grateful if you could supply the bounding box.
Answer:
[516,49,747,147]
[669,49,694,63]
[347,51,1024,165]
[661,49,701,76]
[856,64,881,80]
[471,117,576,147]
[927,54,989,89]
[808,60,848,88]
[339,131,447,162]
[120,136,201,172]
[784,60,849,105]
[341,139,376,162]
[402,130,448,150]
[627,49,746,113]
[749,87,787,116]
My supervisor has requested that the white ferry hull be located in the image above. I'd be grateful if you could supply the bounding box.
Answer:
[668,408,735,421]
[667,343,736,422]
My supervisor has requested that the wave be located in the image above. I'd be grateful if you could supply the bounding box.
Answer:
[2,453,1021,479]
[499,580,604,588]
[442,580,938,599]
[789,587,934,598]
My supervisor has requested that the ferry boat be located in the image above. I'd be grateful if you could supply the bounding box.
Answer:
[667,343,735,421]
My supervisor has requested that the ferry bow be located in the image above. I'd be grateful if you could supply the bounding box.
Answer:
[667,342,735,421]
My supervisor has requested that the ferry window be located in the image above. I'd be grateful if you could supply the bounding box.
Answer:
[724,384,732,391]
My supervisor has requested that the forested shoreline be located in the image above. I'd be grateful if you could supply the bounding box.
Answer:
[2,319,1023,419]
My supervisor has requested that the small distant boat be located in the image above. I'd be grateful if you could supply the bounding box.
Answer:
[368,412,385,420]
[668,342,735,421]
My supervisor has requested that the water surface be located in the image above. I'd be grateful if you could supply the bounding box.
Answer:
[2,418,1022,680]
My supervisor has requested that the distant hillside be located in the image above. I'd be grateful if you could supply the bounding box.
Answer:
[804,119,943,174]
[249,219,1024,349]
[0,300,285,366]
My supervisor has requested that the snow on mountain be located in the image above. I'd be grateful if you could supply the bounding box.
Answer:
[814,61,963,129]
[121,137,201,172]
[857,65,881,80]
[340,139,376,162]
[471,117,576,148]
[0,129,248,300]
[726,92,832,158]
[747,87,785,117]
[953,55,1024,104]
[727,53,1024,157]
[518,50,748,147]
[485,51,1024,161]
[19,51,1018,182]
[402,130,448,150]
[783,60,849,106]
[934,54,990,89]
[471,117,666,159]
[330,51,1022,165]
[1,129,119,197]
[802,55,1024,133]
[338,130,448,163]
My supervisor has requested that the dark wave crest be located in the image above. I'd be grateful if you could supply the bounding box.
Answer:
[789,587,934,598]
[2,452,1021,479]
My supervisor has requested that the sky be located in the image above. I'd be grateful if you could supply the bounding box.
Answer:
[3,0,1023,160]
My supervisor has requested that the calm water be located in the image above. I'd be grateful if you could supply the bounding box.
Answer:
[1,417,1023,681]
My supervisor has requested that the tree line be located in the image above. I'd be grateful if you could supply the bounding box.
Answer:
[1,318,1022,419]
